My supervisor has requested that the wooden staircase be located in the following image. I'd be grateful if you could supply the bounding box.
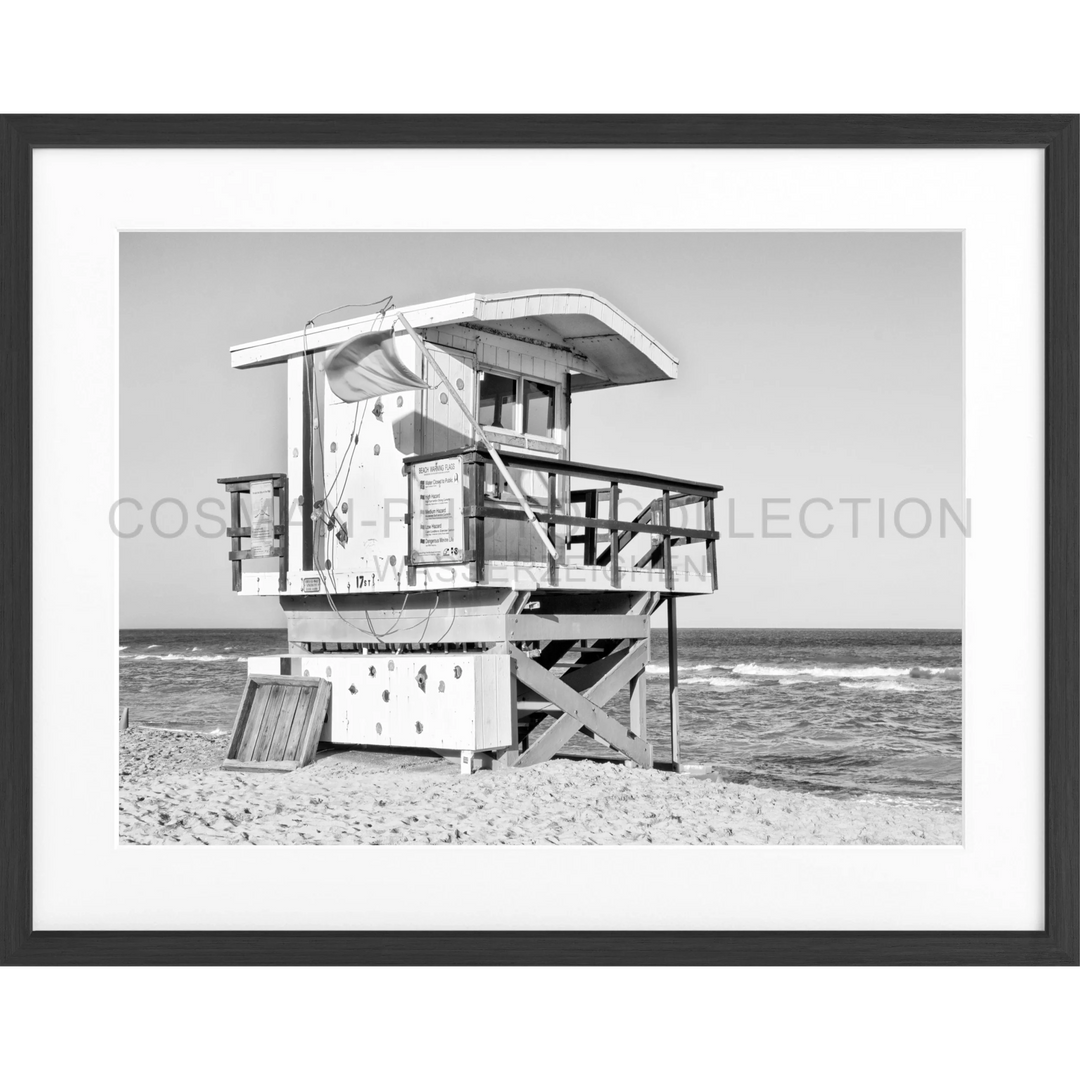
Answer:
[511,634,652,768]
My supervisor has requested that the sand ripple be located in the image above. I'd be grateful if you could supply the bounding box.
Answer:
[119,728,961,846]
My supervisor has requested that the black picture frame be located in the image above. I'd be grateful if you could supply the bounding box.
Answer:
[1,115,1076,965]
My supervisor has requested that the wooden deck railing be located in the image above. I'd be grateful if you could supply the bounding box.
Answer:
[405,448,721,591]
[217,473,289,592]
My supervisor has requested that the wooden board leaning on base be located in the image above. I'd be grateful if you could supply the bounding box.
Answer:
[222,675,331,773]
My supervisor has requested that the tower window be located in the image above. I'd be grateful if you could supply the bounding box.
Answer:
[477,371,518,430]
[523,380,556,438]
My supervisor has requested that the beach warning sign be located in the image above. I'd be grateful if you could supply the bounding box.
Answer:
[409,456,466,565]
[249,480,276,558]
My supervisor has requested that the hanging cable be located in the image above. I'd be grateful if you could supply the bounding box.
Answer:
[304,303,395,565]
[297,297,468,650]
[297,295,449,645]
[310,301,393,526]
[363,592,412,643]
[306,296,394,326]
[428,593,459,646]
[323,400,363,510]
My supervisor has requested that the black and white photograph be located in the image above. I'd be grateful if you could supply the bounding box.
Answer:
[8,116,1080,972]
[118,230,963,846]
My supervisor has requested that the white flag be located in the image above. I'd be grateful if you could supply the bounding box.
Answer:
[320,330,430,403]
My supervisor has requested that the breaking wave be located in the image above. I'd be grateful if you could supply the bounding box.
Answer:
[645,662,723,676]
[840,679,922,694]
[910,666,962,682]
[681,676,747,690]
[732,663,960,682]
[126,653,234,663]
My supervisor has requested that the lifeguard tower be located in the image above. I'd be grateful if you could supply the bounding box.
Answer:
[218,290,721,772]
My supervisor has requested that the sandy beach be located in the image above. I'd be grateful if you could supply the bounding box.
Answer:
[119,727,961,845]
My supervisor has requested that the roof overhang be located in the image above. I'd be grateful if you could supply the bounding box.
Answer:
[229,289,678,390]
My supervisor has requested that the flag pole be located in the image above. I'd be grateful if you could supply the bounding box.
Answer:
[394,312,560,562]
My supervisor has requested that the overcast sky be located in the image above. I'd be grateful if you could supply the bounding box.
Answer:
[119,231,962,629]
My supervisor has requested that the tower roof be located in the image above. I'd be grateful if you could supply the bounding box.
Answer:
[230,289,678,391]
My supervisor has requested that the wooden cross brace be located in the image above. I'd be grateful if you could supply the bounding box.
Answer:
[511,641,653,769]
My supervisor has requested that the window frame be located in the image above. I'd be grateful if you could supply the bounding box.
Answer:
[476,366,563,446]
[475,368,520,434]
[521,377,559,440]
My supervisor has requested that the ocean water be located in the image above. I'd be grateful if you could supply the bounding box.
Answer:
[119,627,961,806]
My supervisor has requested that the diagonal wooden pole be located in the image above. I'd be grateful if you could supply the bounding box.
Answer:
[667,595,681,771]
[395,311,559,561]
